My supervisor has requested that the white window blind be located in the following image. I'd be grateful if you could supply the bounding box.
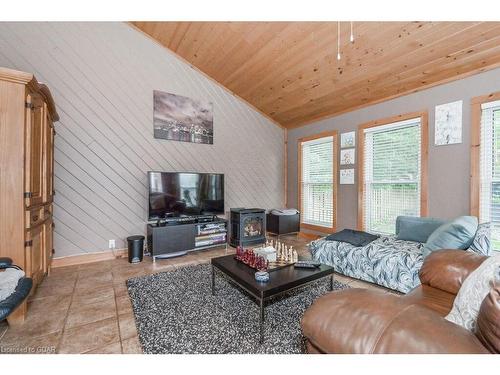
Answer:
[363,118,422,234]
[300,136,334,228]
[479,100,500,251]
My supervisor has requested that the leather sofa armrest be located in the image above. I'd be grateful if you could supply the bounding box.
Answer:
[302,288,489,354]
[419,249,487,295]
[0,257,13,269]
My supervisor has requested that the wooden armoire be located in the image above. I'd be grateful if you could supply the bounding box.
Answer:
[0,67,59,323]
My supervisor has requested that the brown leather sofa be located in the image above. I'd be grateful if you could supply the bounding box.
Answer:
[301,250,500,354]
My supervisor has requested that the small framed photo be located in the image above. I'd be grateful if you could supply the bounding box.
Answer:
[340,169,355,184]
[340,149,355,165]
[341,131,356,148]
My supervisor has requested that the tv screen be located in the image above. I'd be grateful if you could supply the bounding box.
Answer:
[148,172,224,220]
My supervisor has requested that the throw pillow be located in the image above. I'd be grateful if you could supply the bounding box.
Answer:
[445,254,500,331]
[422,216,478,257]
[469,222,492,256]
[396,216,448,243]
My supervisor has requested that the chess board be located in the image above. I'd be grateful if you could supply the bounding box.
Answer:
[234,257,295,272]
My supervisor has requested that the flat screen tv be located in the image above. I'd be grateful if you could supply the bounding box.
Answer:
[148,171,224,220]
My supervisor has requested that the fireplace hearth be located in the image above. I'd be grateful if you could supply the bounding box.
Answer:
[229,208,266,247]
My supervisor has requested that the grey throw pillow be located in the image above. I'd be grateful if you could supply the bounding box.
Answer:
[445,255,500,331]
[469,222,492,256]
[422,216,478,257]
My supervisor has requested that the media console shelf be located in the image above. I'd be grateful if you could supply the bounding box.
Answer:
[147,218,228,261]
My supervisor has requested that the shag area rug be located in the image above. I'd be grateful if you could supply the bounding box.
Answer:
[127,264,349,354]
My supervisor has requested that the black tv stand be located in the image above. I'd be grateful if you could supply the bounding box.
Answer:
[147,216,228,261]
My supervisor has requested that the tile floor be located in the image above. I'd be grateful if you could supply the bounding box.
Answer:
[0,234,398,354]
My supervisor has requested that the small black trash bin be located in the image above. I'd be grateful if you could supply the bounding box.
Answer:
[127,235,144,263]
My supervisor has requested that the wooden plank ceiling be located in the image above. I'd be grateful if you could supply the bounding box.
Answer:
[130,22,500,128]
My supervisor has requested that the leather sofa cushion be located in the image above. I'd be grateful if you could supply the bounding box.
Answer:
[419,249,486,295]
[302,288,488,354]
[475,286,500,353]
[405,285,455,317]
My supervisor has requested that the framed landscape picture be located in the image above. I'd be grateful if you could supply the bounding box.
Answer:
[153,90,214,145]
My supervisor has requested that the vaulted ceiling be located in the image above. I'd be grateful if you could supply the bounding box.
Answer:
[130,22,500,128]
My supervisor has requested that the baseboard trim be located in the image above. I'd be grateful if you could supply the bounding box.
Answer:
[51,248,128,268]
[298,231,322,240]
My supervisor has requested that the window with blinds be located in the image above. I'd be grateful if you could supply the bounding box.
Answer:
[479,100,500,251]
[300,135,335,229]
[363,118,422,234]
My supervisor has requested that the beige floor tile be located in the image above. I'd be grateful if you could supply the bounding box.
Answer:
[65,297,117,329]
[72,284,115,305]
[0,331,60,354]
[113,282,129,298]
[77,261,113,274]
[73,283,114,298]
[147,263,176,274]
[85,341,122,354]
[1,308,67,343]
[118,313,138,340]
[112,268,147,284]
[37,273,78,289]
[32,282,75,299]
[58,317,120,354]
[116,295,133,315]
[28,294,72,316]
[49,266,79,278]
[76,271,112,287]
[122,336,143,354]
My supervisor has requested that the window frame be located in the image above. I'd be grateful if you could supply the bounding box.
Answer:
[470,91,500,218]
[298,130,338,233]
[357,111,429,231]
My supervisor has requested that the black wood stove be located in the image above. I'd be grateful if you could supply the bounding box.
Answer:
[229,208,266,247]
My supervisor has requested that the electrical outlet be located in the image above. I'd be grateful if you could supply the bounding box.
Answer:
[108,239,116,249]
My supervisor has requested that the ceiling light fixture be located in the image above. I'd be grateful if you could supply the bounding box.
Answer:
[337,22,341,61]
[337,21,354,61]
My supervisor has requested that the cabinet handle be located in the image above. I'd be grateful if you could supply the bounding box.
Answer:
[32,215,39,222]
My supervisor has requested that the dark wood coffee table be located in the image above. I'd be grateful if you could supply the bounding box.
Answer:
[211,255,335,343]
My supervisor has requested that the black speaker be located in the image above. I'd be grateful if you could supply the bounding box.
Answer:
[127,235,144,263]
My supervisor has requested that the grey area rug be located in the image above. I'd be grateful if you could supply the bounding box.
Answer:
[126,264,349,354]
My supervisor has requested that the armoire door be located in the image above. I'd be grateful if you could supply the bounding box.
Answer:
[43,106,55,204]
[42,218,53,274]
[25,224,44,285]
[24,92,45,208]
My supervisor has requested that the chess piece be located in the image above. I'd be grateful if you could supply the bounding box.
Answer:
[293,250,298,263]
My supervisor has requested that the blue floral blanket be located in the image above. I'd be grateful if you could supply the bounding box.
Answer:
[309,235,425,293]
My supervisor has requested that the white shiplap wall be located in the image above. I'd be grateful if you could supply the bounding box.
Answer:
[0,22,284,258]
